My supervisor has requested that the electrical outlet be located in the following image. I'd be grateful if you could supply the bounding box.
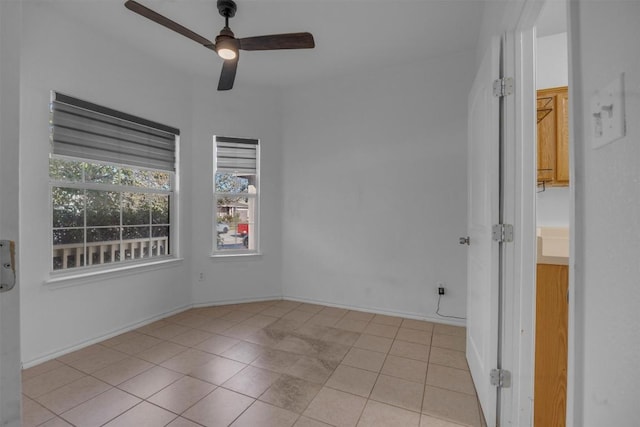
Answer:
[438,286,445,295]
[198,272,205,282]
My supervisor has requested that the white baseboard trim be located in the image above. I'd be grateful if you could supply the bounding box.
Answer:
[23,294,465,369]
[23,296,282,368]
[282,295,466,327]
[192,295,283,308]
[22,303,193,369]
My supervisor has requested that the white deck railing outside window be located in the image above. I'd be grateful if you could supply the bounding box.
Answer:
[53,236,169,270]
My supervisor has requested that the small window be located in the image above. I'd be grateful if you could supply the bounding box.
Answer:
[49,92,179,272]
[213,136,259,255]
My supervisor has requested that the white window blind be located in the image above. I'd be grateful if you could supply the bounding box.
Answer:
[50,92,179,171]
[215,136,258,174]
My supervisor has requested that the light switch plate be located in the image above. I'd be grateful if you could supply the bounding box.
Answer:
[591,73,626,149]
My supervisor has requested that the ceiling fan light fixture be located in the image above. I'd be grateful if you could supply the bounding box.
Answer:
[215,29,238,60]
[216,38,237,60]
[217,46,237,60]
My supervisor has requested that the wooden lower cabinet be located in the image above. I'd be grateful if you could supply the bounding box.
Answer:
[534,263,568,427]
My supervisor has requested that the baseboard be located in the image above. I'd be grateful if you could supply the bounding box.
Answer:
[192,294,283,308]
[23,296,282,369]
[22,303,193,369]
[282,295,466,327]
[23,293,464,369]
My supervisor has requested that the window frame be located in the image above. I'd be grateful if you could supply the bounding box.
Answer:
[47,90,181,277]
[49,155,179,274]
[212,135,261,257]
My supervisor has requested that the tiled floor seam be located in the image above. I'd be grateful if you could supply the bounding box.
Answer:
[114,362,220,420]
[56,390,137,427]
[420,326,435,416]
[422,383,477,398]
[360,332,397,426]
[367,394,425,415]
[428,360,471,371]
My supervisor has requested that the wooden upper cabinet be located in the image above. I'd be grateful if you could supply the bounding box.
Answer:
[555,90,569,184]
[537,86,569,187]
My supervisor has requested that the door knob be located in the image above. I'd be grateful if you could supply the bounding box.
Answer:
[459,236,470,245]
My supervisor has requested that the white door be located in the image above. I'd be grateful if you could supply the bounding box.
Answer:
[466,36,501,426]
[0,1,22,425]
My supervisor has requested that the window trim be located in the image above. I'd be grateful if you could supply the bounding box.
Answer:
[47,91,181,277]
[45,257,185,288]
[212,135,261,257]
[49,155,179,274]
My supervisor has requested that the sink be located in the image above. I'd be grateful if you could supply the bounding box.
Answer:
[537,227,569,265]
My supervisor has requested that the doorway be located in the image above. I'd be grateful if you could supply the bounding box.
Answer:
[532,1,571,426]
[490,0,574,424]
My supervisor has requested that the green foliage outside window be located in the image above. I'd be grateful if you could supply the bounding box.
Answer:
[50,157,172,269]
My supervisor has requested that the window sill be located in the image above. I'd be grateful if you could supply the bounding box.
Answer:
[210,252,262,260]
[44,257,184,288]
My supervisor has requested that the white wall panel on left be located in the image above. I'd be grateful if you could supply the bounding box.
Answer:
[19,3,194,365]
[0,1,23,425]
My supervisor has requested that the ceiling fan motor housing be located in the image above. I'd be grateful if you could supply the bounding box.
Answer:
[215,27,239,52]
[217,0,237,18]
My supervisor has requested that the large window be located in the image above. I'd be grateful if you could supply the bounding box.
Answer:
[213,136,259,255]
[49,92,178,271]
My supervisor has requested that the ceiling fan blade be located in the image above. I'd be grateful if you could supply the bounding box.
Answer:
[239,32,315,51]
[218,56,239,91]
[125,0,216,51]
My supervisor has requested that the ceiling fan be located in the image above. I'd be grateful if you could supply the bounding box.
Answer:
[124,0,315,90]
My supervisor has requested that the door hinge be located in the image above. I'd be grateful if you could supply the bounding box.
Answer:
[492,224,514,243]
[493,77,514,97]
[490,368,512,388]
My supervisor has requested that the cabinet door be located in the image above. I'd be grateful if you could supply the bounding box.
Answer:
[555,90,570,184]
[537,86,569,187]
[537,94,557,183]
[534,264,568,427]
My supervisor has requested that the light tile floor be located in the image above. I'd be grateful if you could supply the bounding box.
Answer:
[22,300,487,427]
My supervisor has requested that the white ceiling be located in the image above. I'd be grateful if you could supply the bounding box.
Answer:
[537,0,567,37]
[50,0,485,88]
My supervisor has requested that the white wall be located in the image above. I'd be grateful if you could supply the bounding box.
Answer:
[536,187,570,227]
[0,1,23,424]
[536,32,570,228]
[570,1,640,425]
[536,32,568,90]
[19,3,194,365]
[280,51,473,323]
[189,83,284,305]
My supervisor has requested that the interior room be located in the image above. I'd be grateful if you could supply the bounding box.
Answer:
[1,0,639,426]
[19,0,477,366]
[15,1,481,425]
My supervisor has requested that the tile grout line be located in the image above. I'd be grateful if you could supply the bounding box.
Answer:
[356,316,393,426]
[420,325,435,419]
